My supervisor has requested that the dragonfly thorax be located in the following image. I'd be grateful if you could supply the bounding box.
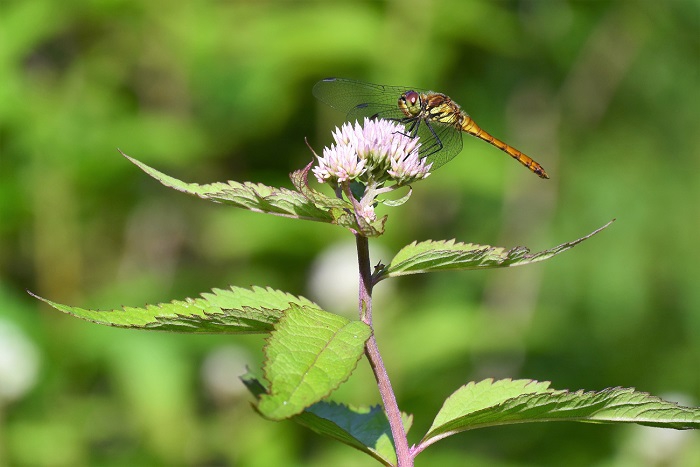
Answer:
[398,91,463,128]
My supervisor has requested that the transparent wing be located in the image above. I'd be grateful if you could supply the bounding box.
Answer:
[414,120,463,170]
[346,101,406,122]
[313,78,427,121]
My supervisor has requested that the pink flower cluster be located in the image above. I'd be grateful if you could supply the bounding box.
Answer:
[313,118,431,186]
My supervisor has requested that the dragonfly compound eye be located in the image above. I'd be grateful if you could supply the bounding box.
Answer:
[399,90,422,117]
[405,91,419,105]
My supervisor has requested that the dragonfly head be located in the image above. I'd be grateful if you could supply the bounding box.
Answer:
[398,90,422,118]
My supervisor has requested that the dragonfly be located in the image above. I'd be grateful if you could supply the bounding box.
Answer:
[312,78,548,179]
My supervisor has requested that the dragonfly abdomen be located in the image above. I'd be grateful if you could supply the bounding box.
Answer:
[460,117,549,179]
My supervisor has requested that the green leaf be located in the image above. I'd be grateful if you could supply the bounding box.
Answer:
[380,220,614,279]
[289,161,351,211]
[378,186,413,207]
[420,378,700,450]
[123,151,386,236]
[242,372,412,467]
[29,286,318,334]
[297,402,413,467]
[122,151,337,222]
[258,304,372,420]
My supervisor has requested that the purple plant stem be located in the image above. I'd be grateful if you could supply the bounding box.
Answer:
[355,234,412,467]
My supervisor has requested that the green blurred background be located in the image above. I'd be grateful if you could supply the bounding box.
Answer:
[1,0,699,465]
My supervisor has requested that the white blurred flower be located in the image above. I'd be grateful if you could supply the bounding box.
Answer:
[201,345,252,403]
[307,241,394,317]
[0,320,40,403]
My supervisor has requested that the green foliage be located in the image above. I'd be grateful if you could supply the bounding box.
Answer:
[28,286,316,333]
[422,379,700,448]
[29,152,699,464]
[3,0,699,465]
[379,220,613,279]
[258,304,371,420]
[296,402,412,467]
[124,152,387,236]
[243,371,413,467]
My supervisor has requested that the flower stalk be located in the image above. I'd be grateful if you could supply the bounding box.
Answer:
[356,233,412,466]
[313,118,427,466]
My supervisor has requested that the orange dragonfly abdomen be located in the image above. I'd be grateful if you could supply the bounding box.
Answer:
[460,117,549,179]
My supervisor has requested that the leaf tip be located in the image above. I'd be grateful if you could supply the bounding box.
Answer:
[26,290,41,301]
[27,290,54,307]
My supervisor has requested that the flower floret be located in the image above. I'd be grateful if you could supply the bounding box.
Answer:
[388,145,432,185]
[313,143,367,183]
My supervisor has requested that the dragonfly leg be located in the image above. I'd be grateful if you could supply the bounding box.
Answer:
[388,118,419,140]
[400,118,419,138]
[420,120,444,157]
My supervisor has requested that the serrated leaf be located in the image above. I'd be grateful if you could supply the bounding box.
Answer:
[427,378,552,434]
[122,151,334,221]
[289,161,352,210]
[123,151,387,236]
[420,378,700,450]
[258,304,372,420]
[381,220,614,279]
[242,372,412,467]
[29,286,317,334]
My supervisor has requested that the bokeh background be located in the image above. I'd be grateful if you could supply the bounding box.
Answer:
[1,0,699,465]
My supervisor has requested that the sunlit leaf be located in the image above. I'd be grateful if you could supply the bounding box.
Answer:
[420,378,700,451]
[380,220,614,279]
[122,151,336,220]
[124,152,387,236]
[30,286,318,334]
[258,304,372,420]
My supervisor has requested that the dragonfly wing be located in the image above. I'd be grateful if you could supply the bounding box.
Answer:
[415,122,463,170]
[313,77,428,113]
[313,78,397,111]
[346,102,408,122]
[314,79,411,123]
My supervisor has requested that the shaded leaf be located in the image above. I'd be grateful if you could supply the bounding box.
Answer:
[30,286,317,334]
[258,305,372,420]
[289,160,351,210]
[240,371,267,398]
[380,220,613,279]
[297,402,413,467]
[243,372,412,467]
